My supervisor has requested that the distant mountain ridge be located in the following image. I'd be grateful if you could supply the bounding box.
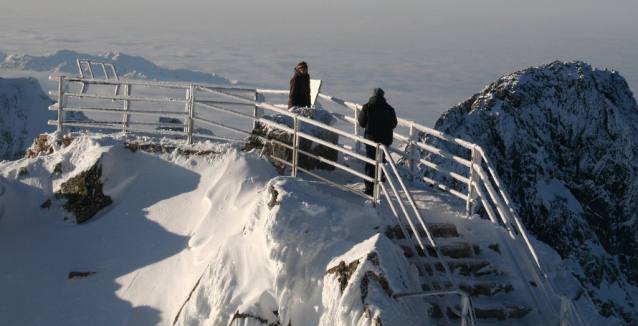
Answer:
[422,60,638,324]
[0,77,55,161]
[0,50,238,85]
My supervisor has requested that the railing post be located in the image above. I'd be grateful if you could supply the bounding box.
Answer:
[253,91,259,130]
[122,84,131,131]
[409,121,416,182]
[354,105,362,153]
[57,76,66,132]
[374,143,382,202]
[186,85,195,144]
[292,114,300,178]
[466,145,482,218]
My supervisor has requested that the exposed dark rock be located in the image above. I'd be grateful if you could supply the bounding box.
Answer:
[55,156,112,224]
[25,135,75,158]
[68,271,96,279]
[229,311,282,326]
[268,185,280,208]
[40,199,51,209]
[124,142,220,156]
[326,260,360,293]
[53,162,63,174]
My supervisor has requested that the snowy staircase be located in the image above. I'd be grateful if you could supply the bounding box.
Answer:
[385,222,538,325]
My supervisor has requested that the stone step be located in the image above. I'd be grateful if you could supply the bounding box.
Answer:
[409,259,501,278]
[399,241,480,259]
[419,281,515,298]
[429,302,533,321]
[384,223,460,240]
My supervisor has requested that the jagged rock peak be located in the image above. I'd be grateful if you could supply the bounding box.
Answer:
[429,60,638,325]
[462,60,632,113]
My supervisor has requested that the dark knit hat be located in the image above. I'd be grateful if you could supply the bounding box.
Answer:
[296,61,308,69]
[373,88,384,97]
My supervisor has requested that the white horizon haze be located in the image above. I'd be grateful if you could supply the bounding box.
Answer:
[1,0,637,126]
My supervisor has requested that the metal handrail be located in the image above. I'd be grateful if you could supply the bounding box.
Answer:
[47,75,584,326]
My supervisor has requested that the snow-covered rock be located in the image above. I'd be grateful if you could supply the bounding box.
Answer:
[422,60,638,324]
[0,76,54,161]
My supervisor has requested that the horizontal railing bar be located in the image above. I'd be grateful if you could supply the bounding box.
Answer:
[317,93,360,111]
[399,167,468,201]
[196,86,261,105]
[50,75,194,89]
[394,289,467,299]
[192,117,251,136]
[256,89,288,95]
[189,132,247,143]
[297,131,374,165]
[295,147,373,183]
[50,91,188,103]
[295,114,377,147]
[52,106,186,119]
[418,157,470,185]
[269,155,293,167]
[51,119,185,130]
[415,141,472,168]
[256,118,295,134]
[406,121,476,151]
[196,101,257,120]
[47,121,186,135]
[196,100,255,107]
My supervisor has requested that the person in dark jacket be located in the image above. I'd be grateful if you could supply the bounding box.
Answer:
[288,61,311,108]
[357,88,398,196]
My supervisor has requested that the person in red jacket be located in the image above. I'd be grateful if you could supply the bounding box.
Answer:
[288,61,311,108]
[358,88,398,196]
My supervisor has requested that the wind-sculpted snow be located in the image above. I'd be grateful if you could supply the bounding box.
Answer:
[174,176,428,325]
[0,76,55,160]
[423,60,638,324]
[0,50,237,85]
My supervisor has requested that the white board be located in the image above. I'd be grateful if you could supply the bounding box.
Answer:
[310,79,322,108]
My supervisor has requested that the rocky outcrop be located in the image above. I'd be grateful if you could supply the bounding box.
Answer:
[55,156,112,224]
[243,107,339,173]
[420,61,638,324]
[25,135,75,158]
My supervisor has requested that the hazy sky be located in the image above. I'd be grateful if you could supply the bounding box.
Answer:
[2,0,637,126]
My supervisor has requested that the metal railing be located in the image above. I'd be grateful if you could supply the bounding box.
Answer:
[47,71,585,326]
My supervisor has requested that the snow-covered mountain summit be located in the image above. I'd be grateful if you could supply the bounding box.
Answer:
[425,60,638,324]
[0,50,237,85]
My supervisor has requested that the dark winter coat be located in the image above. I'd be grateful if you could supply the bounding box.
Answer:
[358,95,398,146]
[288,69,311,108]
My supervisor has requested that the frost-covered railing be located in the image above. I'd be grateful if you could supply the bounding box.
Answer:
[48,75,583,326]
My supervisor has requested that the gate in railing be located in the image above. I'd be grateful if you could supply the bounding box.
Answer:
[48,62,585,326]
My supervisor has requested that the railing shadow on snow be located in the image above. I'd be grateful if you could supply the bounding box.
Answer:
[47,69,585,326]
